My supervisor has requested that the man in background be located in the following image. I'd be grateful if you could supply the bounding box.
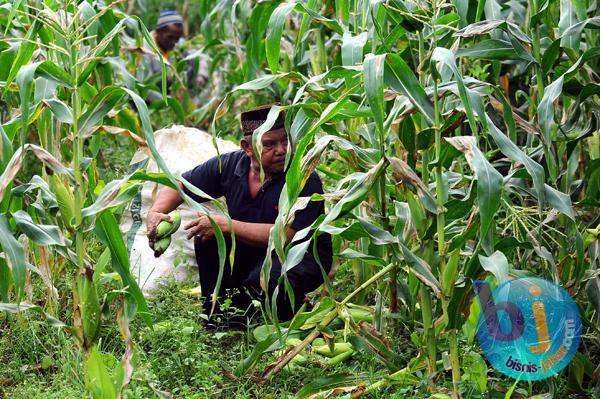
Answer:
[139,10,208,103]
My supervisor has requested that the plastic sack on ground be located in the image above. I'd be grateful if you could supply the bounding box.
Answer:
[120,125,238,295]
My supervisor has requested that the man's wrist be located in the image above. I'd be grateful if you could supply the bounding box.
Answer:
[220,217,234,234]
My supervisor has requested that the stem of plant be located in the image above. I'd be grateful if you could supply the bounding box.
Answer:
[433,62,460,398]
[415,27,437,381]
[380,139,396,316]
[420,284,435,374]
[68,1,87,353]
[69,1,84,272]
[529,1,553,245]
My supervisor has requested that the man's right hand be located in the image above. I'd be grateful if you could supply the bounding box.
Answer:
[146,210,173,250]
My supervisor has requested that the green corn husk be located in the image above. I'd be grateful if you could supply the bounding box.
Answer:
[155,220,172,238]
[285,338,303,347]
[155,210,181,239]
[442,249,460,296]
[347,307,374,323]
[314,342,353,358]
[76,268,100,349]
[290,353,310,366]
[167,210,181,233]
[49,173,75,228]
[154,236,171,257]
[253,324,277,342]
[326,349,354,366]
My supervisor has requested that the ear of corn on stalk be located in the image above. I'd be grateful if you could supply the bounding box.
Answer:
[76,268,101,349]
[442,249,460,295]
[49,174,75,229]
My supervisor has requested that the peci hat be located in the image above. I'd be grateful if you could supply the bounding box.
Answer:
[241,104,286,136]
[156,10,183,30]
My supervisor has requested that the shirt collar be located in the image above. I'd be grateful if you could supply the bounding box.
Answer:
[233,153,286,182]
[234,153,250,177]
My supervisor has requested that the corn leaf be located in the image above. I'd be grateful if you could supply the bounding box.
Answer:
[94,211,151,327]
[445,136,502,255]
[12,210,66,246]
[385,54,435,124]
[364,53,386,140]
[0,214,26,300]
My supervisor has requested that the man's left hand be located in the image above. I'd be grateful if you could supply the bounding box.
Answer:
[184,213,228,241]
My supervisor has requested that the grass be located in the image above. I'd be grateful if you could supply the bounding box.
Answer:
[0,264,402,399]
[2,267,597,398]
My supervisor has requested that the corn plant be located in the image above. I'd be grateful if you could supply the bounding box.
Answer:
[0,1,176,396]
[0,1,243,396]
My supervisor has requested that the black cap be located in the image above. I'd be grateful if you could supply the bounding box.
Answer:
[240,104,285,136]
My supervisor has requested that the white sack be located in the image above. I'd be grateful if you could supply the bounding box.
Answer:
[120,125,238,295]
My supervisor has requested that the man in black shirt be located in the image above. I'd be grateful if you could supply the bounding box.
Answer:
[146,105,332,324]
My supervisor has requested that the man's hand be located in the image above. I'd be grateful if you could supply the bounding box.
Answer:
[184,213,228,241]
[147,210,173,250]
[184,214,295,247]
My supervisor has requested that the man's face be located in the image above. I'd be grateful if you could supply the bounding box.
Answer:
[243,128,289,175]
[155,24,183,52]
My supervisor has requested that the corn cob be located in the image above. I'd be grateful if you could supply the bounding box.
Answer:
[155,210,181,239]
[182,285,202,297]
[347,308,374,323]
[314,342,353,358]
[285,338,303,347]
[290,353,309,366]
[153,235,171,257]
[326,349,354,366]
